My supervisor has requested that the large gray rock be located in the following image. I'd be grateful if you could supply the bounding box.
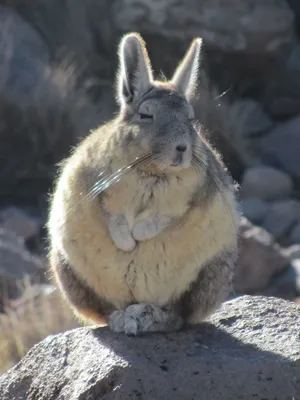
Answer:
[262,199,300,239]
[260,115,300,182]
[263,44,300,119]
[224,99,274,138]
[241,197,269,224]
[4,0,296,81]
[0,6,50,105]
[0,206,41,241]
[235,218,289,293]
[0,296,299,399]
[241,166,293,201]
[113,0,295,54]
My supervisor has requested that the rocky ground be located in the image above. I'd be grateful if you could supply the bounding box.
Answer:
[1,296,299,399]
[1,0,300,387]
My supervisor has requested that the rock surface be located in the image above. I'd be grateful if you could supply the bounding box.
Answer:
[241,166,293,200]
[262,199,300,239]
[113,0,295,54]
[260,115,300,181]
[0,6,50,105]
[263,44,300,119]
[0,207,41,241]
[0,296,299,399]
[241,197,269,224]
[234,218,289,293]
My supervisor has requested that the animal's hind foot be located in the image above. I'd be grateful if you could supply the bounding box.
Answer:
[108,303,183,336]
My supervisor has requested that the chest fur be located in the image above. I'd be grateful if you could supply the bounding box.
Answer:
[102,170,198,226]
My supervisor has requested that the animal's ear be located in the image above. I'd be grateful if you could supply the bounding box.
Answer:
[117,32,153,106]
[171,38,202,100]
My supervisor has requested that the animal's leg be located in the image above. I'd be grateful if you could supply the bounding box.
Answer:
[177,248,236,324]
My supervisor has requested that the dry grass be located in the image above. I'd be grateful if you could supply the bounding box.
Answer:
[0,282,79,374]
[0,4,105,204]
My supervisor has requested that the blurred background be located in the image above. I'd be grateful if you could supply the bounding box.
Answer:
[0,0,300,373]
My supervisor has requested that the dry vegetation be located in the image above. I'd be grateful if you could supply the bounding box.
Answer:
[0,281,78,374]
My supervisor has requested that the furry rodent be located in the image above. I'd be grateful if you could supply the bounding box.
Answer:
[47,32,240,336]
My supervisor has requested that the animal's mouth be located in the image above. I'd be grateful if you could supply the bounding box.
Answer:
[170,152,191,168]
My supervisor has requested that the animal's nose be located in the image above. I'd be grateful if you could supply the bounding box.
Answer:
[176,144,187,153]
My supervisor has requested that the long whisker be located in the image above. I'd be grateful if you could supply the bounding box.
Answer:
[87,153,158,202]
[65,152,155,216]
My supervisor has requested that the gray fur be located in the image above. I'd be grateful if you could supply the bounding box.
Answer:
[174,248,237,322]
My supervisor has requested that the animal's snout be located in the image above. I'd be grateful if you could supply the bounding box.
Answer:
[170,141,191,168]
[175,144,187,153]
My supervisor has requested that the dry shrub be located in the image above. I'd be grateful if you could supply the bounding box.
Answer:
[0,3,107,205]
[0,64,101,203]
[0,281,79,374]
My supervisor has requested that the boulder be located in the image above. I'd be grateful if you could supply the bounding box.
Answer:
[262,199,300,239]
[113,0,295,54]
[0,296,299,399]
[0,207,41,241]
[260,115,300,182]
[241,197,269,224]
[261,260,300,300]
[0,6,50,105]
[229,99,274,138]
[234,218,289,293]
[263,44,300,119]
[241,166,293,200]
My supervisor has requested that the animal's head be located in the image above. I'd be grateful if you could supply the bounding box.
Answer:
[116,32,203,173]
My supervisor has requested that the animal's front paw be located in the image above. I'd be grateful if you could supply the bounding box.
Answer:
[113,234,136,252]
[108,303,183,336]
[108,305,153,336]
[108,214,136,251]
[132,219,153,241]
[108,310,126,333]
[108,309,139,336]
[132,215,173,242]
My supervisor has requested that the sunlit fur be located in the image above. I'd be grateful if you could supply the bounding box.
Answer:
[47,32,240,332]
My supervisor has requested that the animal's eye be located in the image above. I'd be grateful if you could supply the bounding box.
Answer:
[139,113,153,120]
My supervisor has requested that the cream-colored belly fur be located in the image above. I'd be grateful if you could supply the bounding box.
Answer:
[50,161,237,309]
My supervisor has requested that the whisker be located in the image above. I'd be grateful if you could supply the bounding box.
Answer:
[65,152,155,216]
